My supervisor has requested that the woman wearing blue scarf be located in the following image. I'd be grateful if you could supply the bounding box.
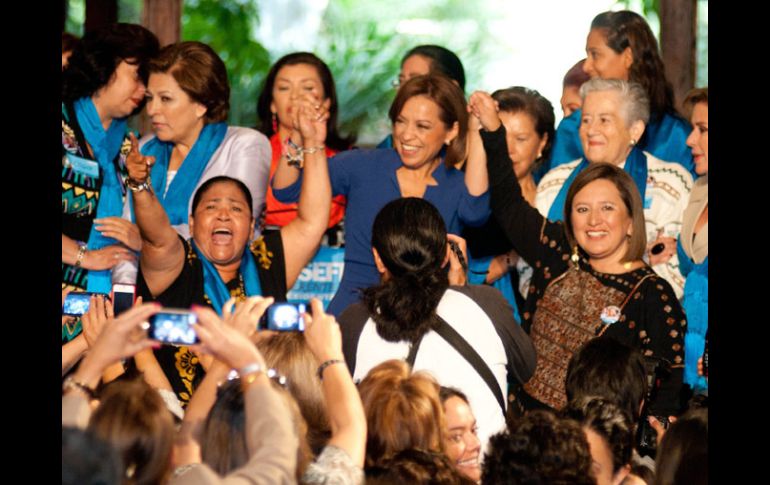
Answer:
[128,99,331,406]
[535,79,692,300]
[62,23,159,342]
[127,41,272,241]
[547,10,695,179]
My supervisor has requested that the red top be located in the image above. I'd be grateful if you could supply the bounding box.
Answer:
[263,133,347,228]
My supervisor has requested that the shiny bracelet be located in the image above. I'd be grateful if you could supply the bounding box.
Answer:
[74,242,87,268]
[285,138,304,169]
[303,144,326,155]
[126,176,153,194]
[62,376,97,399]
[317,359,344,380]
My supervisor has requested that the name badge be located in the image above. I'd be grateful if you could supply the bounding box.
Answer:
[66,153,100,178]
[600,305,621,325]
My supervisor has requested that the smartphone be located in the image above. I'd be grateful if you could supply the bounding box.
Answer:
[62,292,109,316]
[259,302,307,331]
[448,240,468,273]
[148,309,199,346]
[112,283,136,316]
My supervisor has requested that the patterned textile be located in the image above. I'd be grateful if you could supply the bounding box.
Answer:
[61,102,131,342]
[302,445,364,485]
[138,232,287,407]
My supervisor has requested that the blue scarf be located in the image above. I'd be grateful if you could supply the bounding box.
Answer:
[73,97,128,293]
[190,239,263,315]
[547,147,648,222]
[137,123,227,226]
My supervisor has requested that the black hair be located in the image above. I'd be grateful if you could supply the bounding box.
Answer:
[62,23,159,104]
[362,198,448,343]
[402,45,466,91]
[439,386,470,406]
[191,176,254,216]
[482,410,595,485]
[563,396,635,473]
[256,52,356,151]
[565,338,647,421]
[62,426,122,485]
[654,408,708,485]
[491,86,556,169]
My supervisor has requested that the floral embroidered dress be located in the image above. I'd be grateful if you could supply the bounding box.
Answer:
[136,233,287,407]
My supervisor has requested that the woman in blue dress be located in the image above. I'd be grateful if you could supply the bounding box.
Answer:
[273,74,490,315]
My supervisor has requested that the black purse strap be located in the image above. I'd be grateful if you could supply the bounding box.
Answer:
[433,316,507,415]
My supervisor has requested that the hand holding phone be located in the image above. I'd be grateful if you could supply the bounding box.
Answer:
[148,309,199,346]
[62,292,110,316]
[259,302,308,331]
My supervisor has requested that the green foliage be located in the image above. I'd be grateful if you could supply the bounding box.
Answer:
[182,0,271,127]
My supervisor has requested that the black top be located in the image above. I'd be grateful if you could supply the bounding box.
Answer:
[136,231,288,406]
[482,126,686,415]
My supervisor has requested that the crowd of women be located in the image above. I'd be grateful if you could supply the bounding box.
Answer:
[62,9,708,484]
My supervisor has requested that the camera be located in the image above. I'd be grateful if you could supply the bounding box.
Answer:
[148,309,199,346]
[635,355,672,458]
[62,292,109,316]
[259,302,307,331]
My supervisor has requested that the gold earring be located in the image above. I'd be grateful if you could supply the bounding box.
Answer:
[571,245,580,264]
[629,139,636,147]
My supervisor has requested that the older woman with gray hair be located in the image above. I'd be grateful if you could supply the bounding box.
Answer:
[467,88,686,415]
[534,78,692,299]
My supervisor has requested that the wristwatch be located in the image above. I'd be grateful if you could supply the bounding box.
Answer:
[126,176,153,194]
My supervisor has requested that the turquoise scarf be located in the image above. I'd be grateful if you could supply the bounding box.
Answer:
[190,239,263,315]
[73,97,128,293]
[138,123,227,225]
[547,147,648,222]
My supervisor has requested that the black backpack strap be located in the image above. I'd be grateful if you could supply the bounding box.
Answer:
[433,315,507,416]
[405,332,425,369]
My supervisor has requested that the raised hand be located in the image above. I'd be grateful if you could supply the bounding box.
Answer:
[191,305,267,371]
[81,294,113,348]
[446,233,469,286]
[221,295,275,340]
[94,217,142,251]
[467,90,501,132]
[125,132,155,182]
[302,298,344,363]
[292,93,329,147]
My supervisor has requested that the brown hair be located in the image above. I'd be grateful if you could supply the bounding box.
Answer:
[563,163,647,262]
[358,360,445,468]
[88,376,174,485]
[388,74,468,167]
[149,41,230,123]
[257,332,331,454]
[682,87,708,119]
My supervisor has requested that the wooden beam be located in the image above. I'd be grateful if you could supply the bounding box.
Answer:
[142,0,182,47]
[660,0,697,113]
[84,0,118,33]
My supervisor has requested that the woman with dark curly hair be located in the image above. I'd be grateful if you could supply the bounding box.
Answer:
[339,197,536,452]
[482,410,596,485]
[61,23,159,324]
[547,10,694,177]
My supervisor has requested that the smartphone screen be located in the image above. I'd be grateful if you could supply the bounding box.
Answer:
[149,310,199,346]
[112,284,136,316]
[63,292,94,316]
[260,302,307,331]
